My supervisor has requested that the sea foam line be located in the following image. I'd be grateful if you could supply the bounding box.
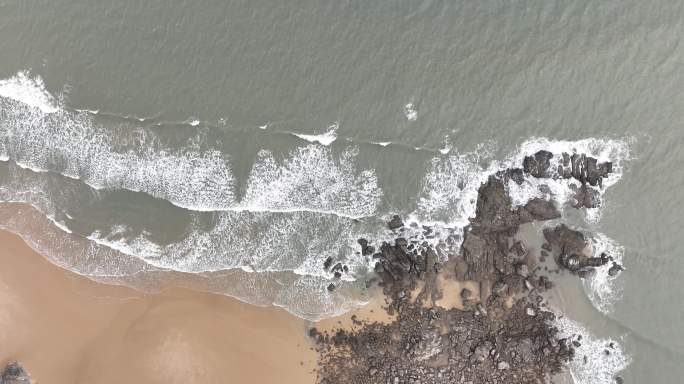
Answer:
[0,71,381,218]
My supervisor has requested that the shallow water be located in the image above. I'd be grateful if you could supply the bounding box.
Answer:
[2,0,684,381]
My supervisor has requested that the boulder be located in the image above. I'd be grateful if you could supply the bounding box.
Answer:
[1,362,30,384]
[520,198,561,222]
[388,215,404,230]
[543,225,587,256]
[523,150,554,178]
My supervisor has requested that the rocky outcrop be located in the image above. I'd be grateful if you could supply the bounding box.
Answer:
[523,150,613,187]
[543,224,612,275]
[313,151,622,384]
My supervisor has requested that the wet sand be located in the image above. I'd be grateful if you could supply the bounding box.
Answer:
[0,230,318,384]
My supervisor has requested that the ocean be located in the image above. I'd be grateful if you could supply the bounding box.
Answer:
[1,0,683,382]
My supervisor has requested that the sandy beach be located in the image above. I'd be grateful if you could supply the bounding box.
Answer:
[0,230,319,384]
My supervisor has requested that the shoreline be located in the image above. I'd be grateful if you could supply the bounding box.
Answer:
[0,229,319,384]
[1,150,629,384]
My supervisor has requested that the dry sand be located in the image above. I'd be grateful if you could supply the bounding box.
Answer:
[0,230,319,384]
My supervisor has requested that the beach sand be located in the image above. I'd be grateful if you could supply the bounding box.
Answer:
[0,230,319,384]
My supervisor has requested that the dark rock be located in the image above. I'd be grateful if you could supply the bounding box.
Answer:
[460,288,473,300]
[327,283,336,292]
[581,254,609,268]
[509,168,525,185]
[1,362,30,384]
[523,150,554,178]
[472,176,520,231]
[323,257,334,270]
[520,198,561,222]
[571,184,601,209]
[388,215,404,230]
[608,262,624,277]
[543,224,587,256]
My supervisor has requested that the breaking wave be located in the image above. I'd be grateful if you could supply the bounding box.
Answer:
[584,233,626,314]
[0,72,380,218]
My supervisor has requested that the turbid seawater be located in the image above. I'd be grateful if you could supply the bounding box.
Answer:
[1,1,684,382]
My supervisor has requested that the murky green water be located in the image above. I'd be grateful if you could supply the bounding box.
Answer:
[1,1,683,381]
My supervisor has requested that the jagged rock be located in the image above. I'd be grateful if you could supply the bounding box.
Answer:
[327,283,336,292]
[523,150,554,178]
[571,184,601,209]
[323,256,334,270]
[460,288,473,300]
[388,215,404,230]
[472,176,520,232]
[581,254,610,268]
[1,362,30,384]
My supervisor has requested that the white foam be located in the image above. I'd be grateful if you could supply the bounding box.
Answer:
[292,122,338,146]
[0,71,58,113]
[438,136,452,155]
[373,141,391,147]
[189,118,200,126]
[0,202,366,321]
[241,145,382,218]
[0,79,238,211]
[0,75,381,218]
[584,233,625,314]
[506,137,633,223]
[404,102,418,121]
[74,108,100,115]
[554,315,630,384]
[414,142,497,227]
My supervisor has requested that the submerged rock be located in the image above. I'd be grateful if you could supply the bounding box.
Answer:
[608,262,625,277]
